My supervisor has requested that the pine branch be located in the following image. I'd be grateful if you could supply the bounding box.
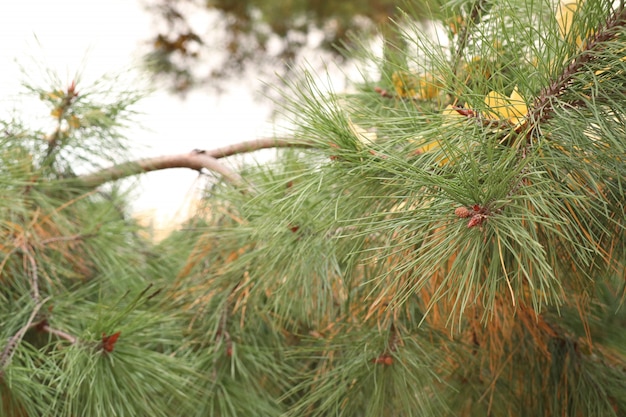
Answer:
[202,137,313,158]
[37,323,78,345]
[77,137,313,188]
[527,3,626,134]
[79,150,244,188]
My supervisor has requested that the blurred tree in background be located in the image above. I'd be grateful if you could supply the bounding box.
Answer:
[142,0,443,93]
[2,0,626,415]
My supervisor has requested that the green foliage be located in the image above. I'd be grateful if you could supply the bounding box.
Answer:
[2,0,626,415]
[170,0,626,415]
[0,74,197,416]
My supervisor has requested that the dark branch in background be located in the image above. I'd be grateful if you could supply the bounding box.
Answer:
[78,137,314,189]
[452,0,492,77]
[527,3,626,136]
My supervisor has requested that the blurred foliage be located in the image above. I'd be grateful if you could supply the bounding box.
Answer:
[142,0,444,94]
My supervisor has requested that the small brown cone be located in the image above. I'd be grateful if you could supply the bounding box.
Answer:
[455,206,472,218]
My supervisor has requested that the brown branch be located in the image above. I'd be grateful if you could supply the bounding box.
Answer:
[77,137,314,189]
[78,151,244,188]
[202,137,313,158]
[39,324,77,345]
[526,4,626,136]
[39,232,98,246]
[23,248,40,303]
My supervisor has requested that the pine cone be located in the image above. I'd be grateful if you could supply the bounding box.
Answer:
[455,206,472,218]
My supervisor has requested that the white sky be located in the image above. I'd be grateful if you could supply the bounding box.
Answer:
[0,0,277,227]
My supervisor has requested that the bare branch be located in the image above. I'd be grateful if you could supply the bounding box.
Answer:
[39,324,78,345]
[24,249,40,303]
[17,244,41,304]
[39,232,98,246]
[78,151,243,188]
[201,137,313,158]
[77,137,314,189]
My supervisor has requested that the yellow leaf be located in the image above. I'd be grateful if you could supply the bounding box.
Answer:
[464,56,491,79]
[392,71,442,100]
[68,115,81,129]
[392,71,418,98]
[417,74,443,100]
[418,141,440,153]
[557,0,582,39]
[41,90,64,101]
[348,119,377,144]
[50,107,62,119]
[484,87,528,125]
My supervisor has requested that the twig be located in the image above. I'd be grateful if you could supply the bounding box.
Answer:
[77,137,313,189]
[23,248,40,303]
[201,137,313,159]
[452,0,491,77]
[39,324,77,345]
[78,151,244,188]
[39,232,97,246]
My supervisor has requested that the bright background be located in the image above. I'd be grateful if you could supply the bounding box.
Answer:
[0,0,281,230]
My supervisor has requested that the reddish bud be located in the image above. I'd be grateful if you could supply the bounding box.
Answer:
[372,354,393,366]
[454,107,476,117]
[374,86,392,98]
[67,80,78,96]
[467,215,484,228]
[101,331,121,353]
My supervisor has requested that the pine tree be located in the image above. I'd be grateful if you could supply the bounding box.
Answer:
[1,0,626,416]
